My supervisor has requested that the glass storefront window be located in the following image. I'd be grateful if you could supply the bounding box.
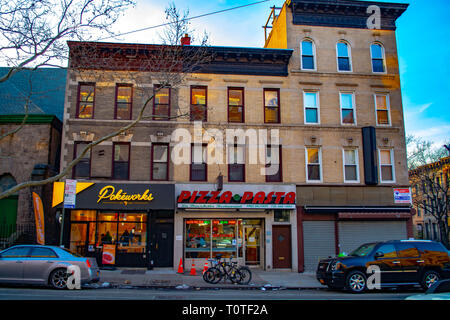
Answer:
[98,222,117,245]
[117,222,146,254]
[71,210,96,221]
[212,220,236,259]
[185,220,211,258]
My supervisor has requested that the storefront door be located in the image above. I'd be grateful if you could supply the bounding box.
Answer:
[151,223,174,267]
[272,225,292,269]
[244,226,261,266]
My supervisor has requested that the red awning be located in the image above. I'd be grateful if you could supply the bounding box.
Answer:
[338,212,412,220]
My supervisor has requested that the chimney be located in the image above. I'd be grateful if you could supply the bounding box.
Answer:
[181,33,190,46]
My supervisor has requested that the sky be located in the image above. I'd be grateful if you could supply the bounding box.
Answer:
[108,0,450,149]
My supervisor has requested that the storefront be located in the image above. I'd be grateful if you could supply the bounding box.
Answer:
[174,184,297,271]
[52,182,175,268]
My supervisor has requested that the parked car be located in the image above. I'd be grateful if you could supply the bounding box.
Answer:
[0,245,100,289]
[316,240,450,293]
[406,279,450,300]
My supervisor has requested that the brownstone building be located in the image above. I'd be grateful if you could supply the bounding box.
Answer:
[55,0,413,272]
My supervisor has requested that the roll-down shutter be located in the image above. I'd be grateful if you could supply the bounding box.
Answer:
[303,221,336,272]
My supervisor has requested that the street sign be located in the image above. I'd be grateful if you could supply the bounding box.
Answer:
[64,179,77,208]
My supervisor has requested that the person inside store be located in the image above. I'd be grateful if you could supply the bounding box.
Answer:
[120,229,130,246]
[101,231,113,244]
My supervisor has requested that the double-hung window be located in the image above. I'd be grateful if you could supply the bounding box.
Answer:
[337,41,352,72]
[379,149,395,183]
[304,91,319,124]
[301,39,316,70]
[306,147,321,182]
[371,43,386,73]
[264,88,280,124]
[228,87,244,123]
[113,143,130,180]
[115,84,132,120]
[343,149,359,182]
[190,86,207,121]
[228,144,245,182]
[73,142,91,179]
[76,83,95,119]
[153,85,171,120]
[190,144,207,181]
[340,92,356,125]
[265,145,282,182]
[375,94,391,125]
[151,143,169,181]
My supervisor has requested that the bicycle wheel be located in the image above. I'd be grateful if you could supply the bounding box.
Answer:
[237,266,252,285]
[228,267,242,284]
[203,267,222,284]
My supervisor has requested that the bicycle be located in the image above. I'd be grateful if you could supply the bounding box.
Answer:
[203,255,252,285]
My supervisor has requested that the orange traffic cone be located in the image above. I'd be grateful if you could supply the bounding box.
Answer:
[202,260,209,274]
[190,261,197,276]
[177,258,184,274]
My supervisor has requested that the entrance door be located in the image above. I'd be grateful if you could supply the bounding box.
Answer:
[151,223,174,267]
[272,225,291,269]
[244,226,261,266]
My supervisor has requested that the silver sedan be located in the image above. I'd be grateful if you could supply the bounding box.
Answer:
[0,245,100,289]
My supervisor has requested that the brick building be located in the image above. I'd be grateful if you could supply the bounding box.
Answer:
[55,0,413,272]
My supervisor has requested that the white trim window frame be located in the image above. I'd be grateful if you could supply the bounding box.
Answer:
[336,40,352,72]
[339,91,357,125]
[370,42,387,74]
[378,148,396,183]
[300,39,317,71]
[374,93,391,126]
[305,146,322,183]
[303,91,320,124]
[342,148,359,183]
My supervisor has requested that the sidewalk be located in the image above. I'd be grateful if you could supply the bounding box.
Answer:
[93,268,324,290]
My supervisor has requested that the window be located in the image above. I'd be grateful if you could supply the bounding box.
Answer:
[115,84,132,120]
[228,88,244,123]
[371,43,386,73]
[190,144,207,181]
[379,149,395,182]
[153,85,170,120]
[395,243,419,258]
[228,144,245,182]
[1,246,30,257]
[30,247,58,258]
[376,244,397,258]
[73,142,91,179]
[274,210,290,222]
[306,147,321,182]
[304,91,319,124]
[375,94,391,125]
[343,149,359,182]
[113,143,130,180]
[190,86,207,121]
[151,143,169,181]
[264,88,280,123]
[337,41,352,72]
[301,39,316,70]
[340,92,356,124]
[265,145,282,182]
[77,83,95,119]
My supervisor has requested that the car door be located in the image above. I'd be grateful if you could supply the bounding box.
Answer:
[23,247,60,284]
[369,244,403,284]
[394,242,422,283]
[0,247,31,283]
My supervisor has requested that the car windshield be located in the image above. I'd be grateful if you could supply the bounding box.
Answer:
[349,243,377,257]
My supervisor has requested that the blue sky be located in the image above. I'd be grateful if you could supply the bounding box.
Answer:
[112,0,450,147]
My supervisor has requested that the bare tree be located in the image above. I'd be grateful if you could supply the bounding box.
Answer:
[410,158,450,249]
[406,134,449,170]
[0,1,212,200]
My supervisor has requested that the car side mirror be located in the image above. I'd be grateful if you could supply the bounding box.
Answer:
[374,252,384,259]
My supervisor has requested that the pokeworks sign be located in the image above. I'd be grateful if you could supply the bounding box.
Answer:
[177,188,296,209]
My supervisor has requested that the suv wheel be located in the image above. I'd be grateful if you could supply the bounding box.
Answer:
[346,270,367,293]
[421,270,440,291]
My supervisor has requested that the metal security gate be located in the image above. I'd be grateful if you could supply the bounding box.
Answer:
[338,221,407,255]
[303,221,336,272]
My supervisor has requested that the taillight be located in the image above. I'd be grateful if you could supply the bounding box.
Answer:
[86,259,91,268]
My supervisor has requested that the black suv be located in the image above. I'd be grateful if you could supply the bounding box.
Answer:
[316,240,450,293]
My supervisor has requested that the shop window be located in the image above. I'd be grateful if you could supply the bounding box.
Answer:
[151,143,169,181]
[73,142,91,179]
[190,86,207,121]
[185,220,211,259]
[115,84,132,120]
[70,210,96,221]
[274,210,290,222]
[77,83,95,119]
[264,88,280,123]
[113,142,130,180]
[228,88,244,123]
[153,85,170,120]
[212,220,237,259]
[117,220,147,254]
